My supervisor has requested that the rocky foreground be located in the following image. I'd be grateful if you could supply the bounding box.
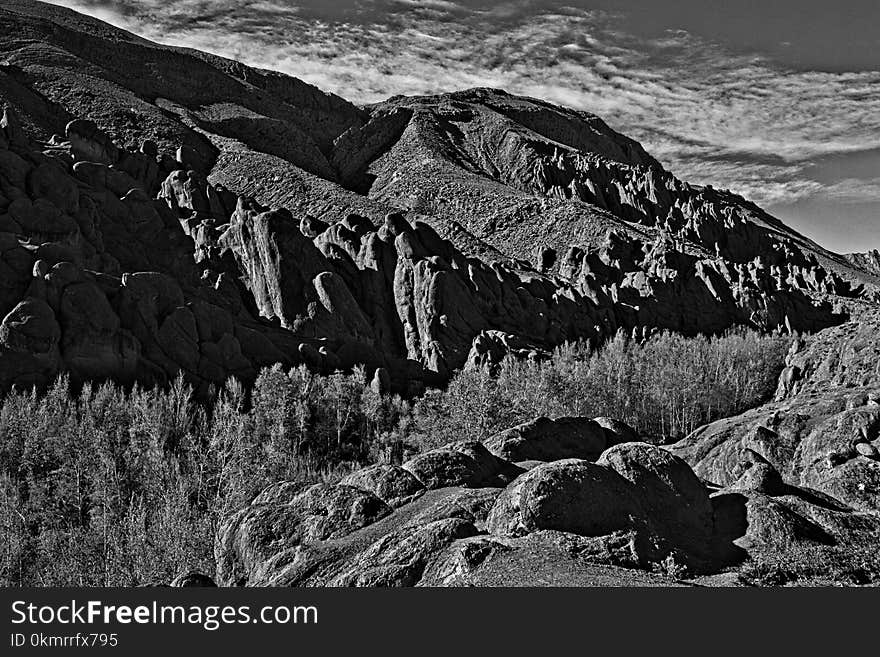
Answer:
[208,326,880,586]
[204,327,880,587]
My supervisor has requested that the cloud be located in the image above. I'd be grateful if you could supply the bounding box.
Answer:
[47,1,880,211]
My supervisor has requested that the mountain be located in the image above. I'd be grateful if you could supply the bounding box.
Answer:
[846,249,880,277]
[3,0,880,589]
[1,0,878,396]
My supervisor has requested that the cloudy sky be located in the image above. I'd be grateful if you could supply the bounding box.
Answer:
[50,0,880,253]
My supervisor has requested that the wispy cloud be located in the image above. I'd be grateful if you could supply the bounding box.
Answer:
[47,1,880,213]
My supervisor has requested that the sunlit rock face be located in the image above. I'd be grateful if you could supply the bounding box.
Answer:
[0,1,877,394]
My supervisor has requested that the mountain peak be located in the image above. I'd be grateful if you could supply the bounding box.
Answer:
[0,0,877,396]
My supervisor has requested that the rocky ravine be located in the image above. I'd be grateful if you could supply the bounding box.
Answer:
[2,1,879,394]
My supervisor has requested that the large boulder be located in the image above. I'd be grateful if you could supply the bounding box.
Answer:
[215,483,391,586]
[485,416,607,463]
[406,488,503,530]
[327,518,479,587]
[339,464,426,508]
[403,441,520,489]
[0,297,60,354]
[486,459,643,538]
[597,443,714,554]
[0,297,61,387]
[66,119,119,165]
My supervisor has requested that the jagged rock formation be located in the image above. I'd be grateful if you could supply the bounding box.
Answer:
[846,249,880,278]
[0,105,856,392]
[1,1,877,393]
[2,0,879,587]
[672,311,880,505]
[0,108,306,392]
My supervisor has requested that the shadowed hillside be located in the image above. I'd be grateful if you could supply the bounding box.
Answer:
[1,0,879,588]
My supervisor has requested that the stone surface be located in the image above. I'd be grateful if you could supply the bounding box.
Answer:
[170,571,217,587]
[339,464,426,508]
[207,402,880,586]
[485,416,608,462]
[215,483,391,585]
[486,459,644,538]
[597,442,714,555]
[402,441,518,489]
[594,416,641,447]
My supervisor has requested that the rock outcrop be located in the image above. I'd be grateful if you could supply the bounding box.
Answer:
[1,1,878,394]
[845,249,880,278]
[2,101,860,394]
[212,405,880,586]
[667,312,880,581]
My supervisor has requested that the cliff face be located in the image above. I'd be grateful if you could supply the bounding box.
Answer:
[0,1,877,395]
[846,249,880,278]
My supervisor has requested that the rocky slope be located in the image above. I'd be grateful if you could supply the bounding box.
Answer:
[1,1,877,394]
[846,249,880,278]
[206,317,880,586]
[2,1,879,588]
[208,407,880,587]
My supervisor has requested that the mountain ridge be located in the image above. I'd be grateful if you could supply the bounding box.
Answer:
[0,0,878,396]
[3,0,880,590]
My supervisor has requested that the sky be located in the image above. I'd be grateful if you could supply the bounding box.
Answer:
[47,0,880,254]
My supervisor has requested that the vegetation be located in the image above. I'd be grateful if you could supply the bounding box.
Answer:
[0,329,789,586]
[411,329,790,448]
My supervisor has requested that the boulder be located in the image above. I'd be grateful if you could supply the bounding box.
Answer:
[597,443,714,553]
[251,481,312,505]
[731,462,786,495]
[0,297,60,354]
[403,448,491,489]
[327,518,478,587]
[66,119,118,164]
[215,483,391,586]
[339,464,426,508]
[403,441,519,489]
[713,491,834,554]
[594,417,640,446]
[486,459,643,538]
[300,215,329,238]
[406,488,503,530]
[176,144,206,172]
[170,571,216,587]
[855,442,879,459]
[485,416,607,462]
